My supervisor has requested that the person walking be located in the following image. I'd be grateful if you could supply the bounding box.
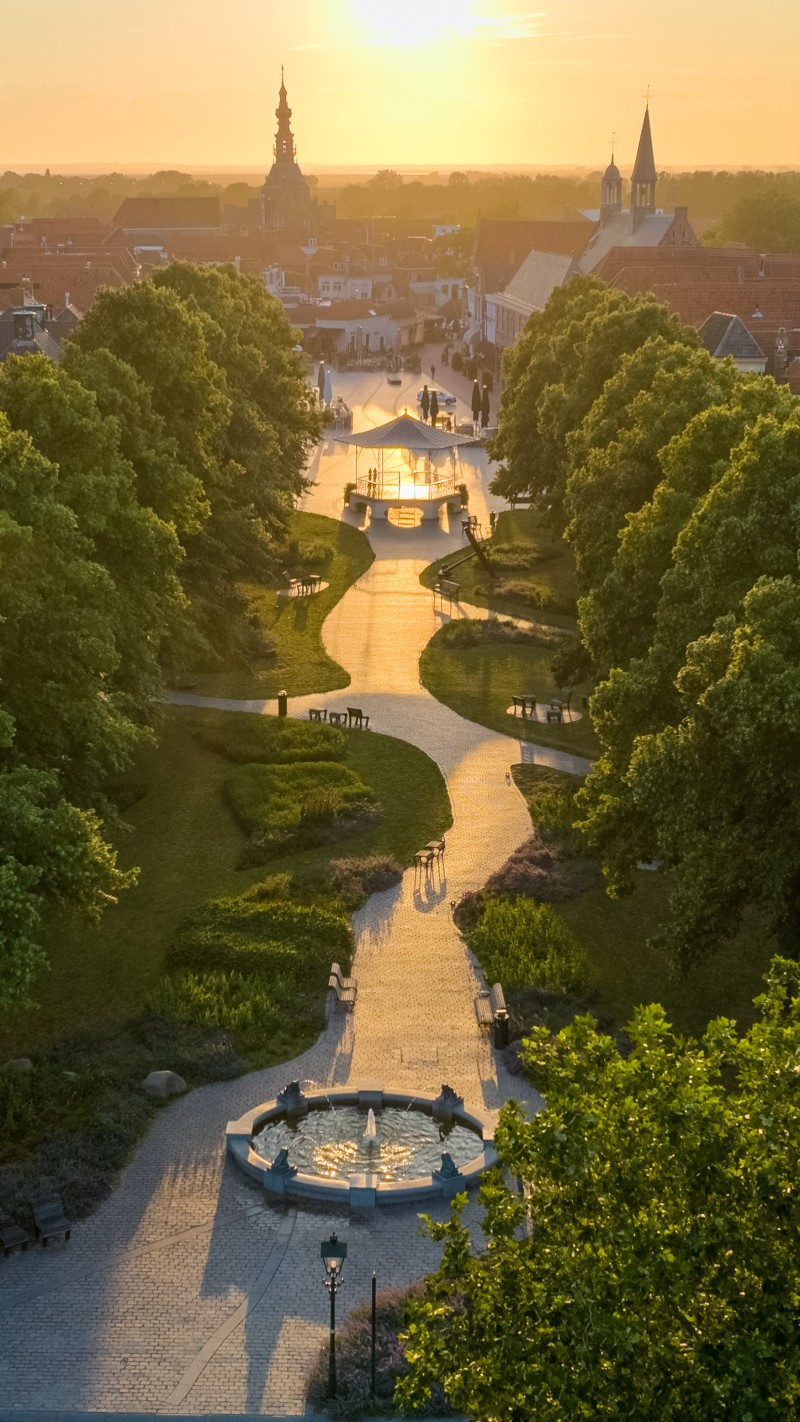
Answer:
[481,384,491,431]
[430,390,439,428]
[317,360,326,406]
[471,379,481,437]
[421,384,430,422]
[431,363,436,382]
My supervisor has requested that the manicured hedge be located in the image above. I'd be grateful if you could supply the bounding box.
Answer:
[198,712,346,765]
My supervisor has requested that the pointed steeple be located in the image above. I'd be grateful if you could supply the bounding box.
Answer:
[631,101,657,217]
[274,66,296,164]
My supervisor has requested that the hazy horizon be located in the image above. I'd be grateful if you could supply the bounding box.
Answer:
[3,0,799,170]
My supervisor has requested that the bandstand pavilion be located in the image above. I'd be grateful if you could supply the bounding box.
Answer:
[336,412,472,522]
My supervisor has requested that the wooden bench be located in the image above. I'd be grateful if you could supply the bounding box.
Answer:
[328,975,357,1011]
[32,1194,71,1246]
[346,706,370,729]
[308,708,328,721]
[474,983,510,1048]
[328,711,347,727]
[330,961,357,992]
[0,1212,31,1257]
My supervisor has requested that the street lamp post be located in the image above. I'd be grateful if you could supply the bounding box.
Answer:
[321,1233,347,1400]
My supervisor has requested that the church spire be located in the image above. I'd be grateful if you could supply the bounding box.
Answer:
[274,67,296,164]
[631,99,657,217]
[600,131,622,221]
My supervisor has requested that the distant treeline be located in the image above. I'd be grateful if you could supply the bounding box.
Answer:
[6,166,800,229]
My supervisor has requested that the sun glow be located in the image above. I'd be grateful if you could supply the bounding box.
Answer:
[349,0,476,45]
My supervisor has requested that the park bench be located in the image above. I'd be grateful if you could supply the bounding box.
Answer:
[328,974,357,1011]
[328,711,347,727]
[346,707,370,729]
[31,1194,71,1246]
[330,962,357,992]
[512,695,536,718]
[426,839,446,860]
[308,708,328,721]
[474,983,510,1049]
[0,1211,31,1257]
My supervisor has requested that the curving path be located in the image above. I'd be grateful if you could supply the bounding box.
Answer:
[0,374,588,1417]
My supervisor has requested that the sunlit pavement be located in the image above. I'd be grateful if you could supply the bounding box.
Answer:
[0,380,586,1416]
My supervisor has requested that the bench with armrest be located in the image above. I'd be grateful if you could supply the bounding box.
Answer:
[31,1194,71,1246]
[330,961,357,992]
[328,975,357,1010]
[474,982,510,1048]
[0,1212,31,1256]
[346,706,370,729]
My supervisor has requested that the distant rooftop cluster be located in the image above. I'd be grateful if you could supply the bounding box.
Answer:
[3,90,800,382]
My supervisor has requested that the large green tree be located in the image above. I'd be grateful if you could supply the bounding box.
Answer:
[579,403,800,964]
[399,960,800,1421]
[578,377,795,678]
[490,280,693,526]
[709,189,800,253]
[0,355,185,779]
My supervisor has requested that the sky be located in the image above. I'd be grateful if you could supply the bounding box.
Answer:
[3,0,800,170]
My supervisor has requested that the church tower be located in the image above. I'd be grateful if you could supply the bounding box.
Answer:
[261,68,315,233]
[630,102,657,231]
[600,142,622,223]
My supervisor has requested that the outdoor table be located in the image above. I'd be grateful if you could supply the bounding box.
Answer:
[307,574,322,593]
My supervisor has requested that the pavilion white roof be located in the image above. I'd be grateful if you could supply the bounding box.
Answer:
[334,412,472,451]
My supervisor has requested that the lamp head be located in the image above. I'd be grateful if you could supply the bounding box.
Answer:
[321,1233,347,1277]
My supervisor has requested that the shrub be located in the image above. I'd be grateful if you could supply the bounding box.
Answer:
[306,1284,454,1419]
[0,1015,241,1225]
[149,971,284,1055]
[469,898,590,994]
[198,713,346,765]
[329,854,403,908]
[161,894,353,1059]
[495,578,555,610]
[458,482,469,506]
[436,617,559,650]
[343,481,356,506]
[297,538,334,568]
[225,761,379,856]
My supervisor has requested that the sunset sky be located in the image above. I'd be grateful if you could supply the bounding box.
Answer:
[3,0,799,171]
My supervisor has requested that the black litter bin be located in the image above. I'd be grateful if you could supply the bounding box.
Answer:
[494,1012,509,1050]
[277,690,288,718]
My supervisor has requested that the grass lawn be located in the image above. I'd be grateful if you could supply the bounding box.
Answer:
[512,765,776,1037]
[419,508,578,629]
[420,636,599,759]
[188,512,374,699]
[0,707,451,1058]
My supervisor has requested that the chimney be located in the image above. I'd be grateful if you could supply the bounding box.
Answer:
[65,290,70,307]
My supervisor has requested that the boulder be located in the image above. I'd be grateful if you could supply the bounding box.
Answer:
[142,1070,187,1100]
[0,1058,33,1074]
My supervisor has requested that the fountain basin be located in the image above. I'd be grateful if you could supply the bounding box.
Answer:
[226,1084,497,1209]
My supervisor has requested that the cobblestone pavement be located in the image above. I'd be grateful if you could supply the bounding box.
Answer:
[0,386,586,1415]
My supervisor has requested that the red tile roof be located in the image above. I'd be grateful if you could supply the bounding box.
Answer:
[474,218,595,267]
[113,197,221,230]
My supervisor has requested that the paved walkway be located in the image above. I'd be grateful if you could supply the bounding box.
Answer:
[0,384,587,1416]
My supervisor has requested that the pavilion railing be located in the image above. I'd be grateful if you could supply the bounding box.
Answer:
[355,471,457,501]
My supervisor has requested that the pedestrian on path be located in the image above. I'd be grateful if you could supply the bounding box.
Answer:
[421,384,430,422]
[471,379,481,436]
[317,360,326,405]
[430,390,439,427]
[481,384,491,430]
[431,363,436,381]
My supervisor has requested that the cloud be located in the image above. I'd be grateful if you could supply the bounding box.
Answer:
[468,11,545,42]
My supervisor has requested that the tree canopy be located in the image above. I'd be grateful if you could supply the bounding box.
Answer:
[399,959,800,1421]
[0,262,320,1001]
